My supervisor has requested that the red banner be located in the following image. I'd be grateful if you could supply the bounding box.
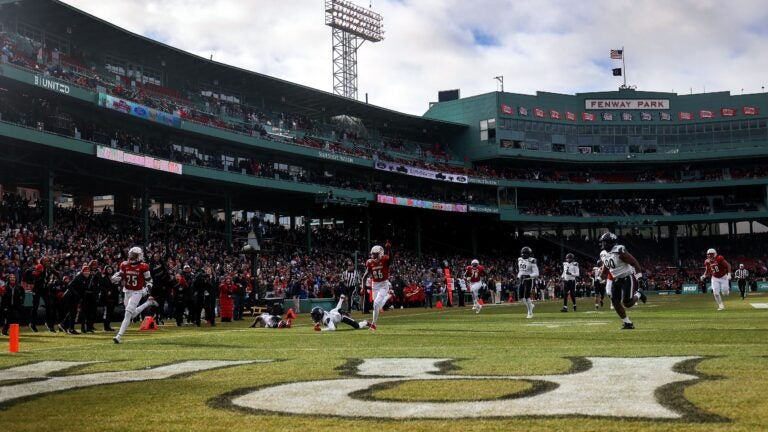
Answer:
[582,112,596,121]
[678,112,693,120]
[742,106,759,115]
[721,108,737,117]
[565,111,576,121]
[534,108,545,118]
[549,109,561,120]
[501,104,513,114]
[699,110,714,119]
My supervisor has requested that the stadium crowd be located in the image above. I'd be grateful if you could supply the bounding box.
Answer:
[2,192,768,335]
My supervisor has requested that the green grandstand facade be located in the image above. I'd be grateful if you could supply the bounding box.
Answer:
[1,0,768,259]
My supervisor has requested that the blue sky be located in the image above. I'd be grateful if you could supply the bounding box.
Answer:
[63,0,768,115]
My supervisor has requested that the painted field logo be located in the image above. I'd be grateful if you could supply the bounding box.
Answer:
[228,357,724,421]
[0,360,262,406]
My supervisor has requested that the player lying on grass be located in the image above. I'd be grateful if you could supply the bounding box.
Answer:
[311,294,370,331]
[248,312,292,328]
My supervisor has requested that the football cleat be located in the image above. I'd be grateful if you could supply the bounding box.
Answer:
[717,305,725,311]
[621,322,635,330]
[638,290,647,304]
[526,312,533,319]
[112,336,121,344]
[560,306,568,312]
[573,305,577,312]
[29,323,38,333]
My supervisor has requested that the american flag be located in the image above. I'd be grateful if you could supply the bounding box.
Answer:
[610,49,623,59]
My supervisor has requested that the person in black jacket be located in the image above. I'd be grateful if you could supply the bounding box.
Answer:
[194,266,216,327]
[58,266,90,335]
[98,265,120,331]
[78,262,100,333]
[29,257,58,333]
[2,274,26,336]
[149,251,172,324]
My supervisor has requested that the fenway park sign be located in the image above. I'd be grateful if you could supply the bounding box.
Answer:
[585,99,670,110]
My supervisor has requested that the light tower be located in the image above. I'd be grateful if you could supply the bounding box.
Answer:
[325,0,384,100]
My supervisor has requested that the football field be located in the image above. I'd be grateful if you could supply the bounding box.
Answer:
[1,293,766,432]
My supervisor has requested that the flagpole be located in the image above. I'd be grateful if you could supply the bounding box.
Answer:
[622,46,627,88]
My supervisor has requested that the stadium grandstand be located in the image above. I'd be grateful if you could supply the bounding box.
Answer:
[2,0,768,323]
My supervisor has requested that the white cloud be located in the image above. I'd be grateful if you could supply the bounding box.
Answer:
[62,0,768,114]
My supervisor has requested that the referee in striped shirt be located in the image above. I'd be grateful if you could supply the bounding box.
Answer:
[735,264,749,300]
[341,262,358,311]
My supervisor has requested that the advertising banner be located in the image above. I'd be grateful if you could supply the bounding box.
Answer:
[98,93,181,128]
[374,160,468,184]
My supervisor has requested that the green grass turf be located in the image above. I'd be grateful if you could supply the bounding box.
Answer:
[1,293,766,431]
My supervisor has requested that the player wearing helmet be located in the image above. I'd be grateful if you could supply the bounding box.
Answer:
[464,259,487,314]
[311,295,369,331]
[560,253,580,312]
[249,312,292,329]
[701,248,732,310]
[517,247,539,319]
[110,246,158,343]
[592,253,609,310]
[360,241,392,331]
[599,232,646,329]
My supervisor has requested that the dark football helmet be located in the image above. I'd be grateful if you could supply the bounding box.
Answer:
[310,307,324,324]
[599,232,617,251]
[520,247,532,259]
[566,253,574,262]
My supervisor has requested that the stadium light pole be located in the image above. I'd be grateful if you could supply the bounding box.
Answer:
[494,75,504,92]
[325,0,384,100]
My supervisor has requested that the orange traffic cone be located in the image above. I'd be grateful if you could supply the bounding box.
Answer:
[9,324,19,353]
[285,308,296,320]
[139,316,158,331]
[436,300,443,309]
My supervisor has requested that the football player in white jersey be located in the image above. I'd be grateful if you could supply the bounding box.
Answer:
[598,232,647,329]
[248,313,292,329]
[311,295,369,331]
[560,253,580,312]
[517,247,539,318]
[592,255,607,310]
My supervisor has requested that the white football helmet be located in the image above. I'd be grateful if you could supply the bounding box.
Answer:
[370,245,384,259]
[706,248,717,259]
[128,246,143,263]
[471,259,479,267]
